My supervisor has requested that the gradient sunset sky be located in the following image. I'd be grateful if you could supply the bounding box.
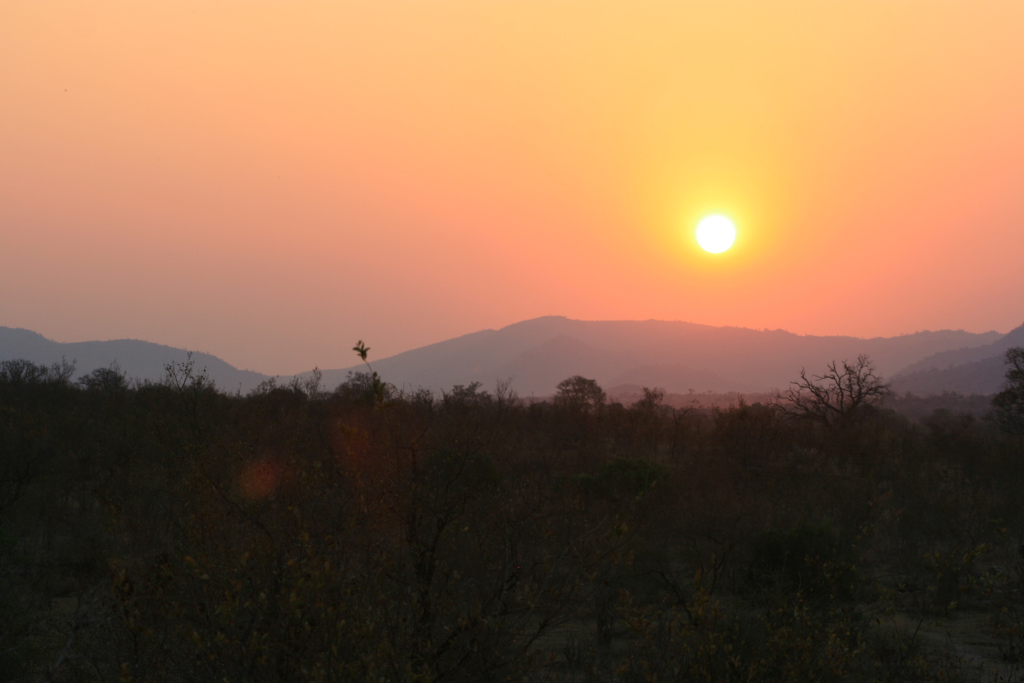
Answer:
[2,1,1023,374]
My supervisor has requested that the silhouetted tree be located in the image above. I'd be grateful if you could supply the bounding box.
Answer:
[554,375,606,413]
[0,358,75,386]
[774,355,889,425]
[993,346,1024,434]
[333,370,391,405]
[631,386,665,415]
[78,363,129,393]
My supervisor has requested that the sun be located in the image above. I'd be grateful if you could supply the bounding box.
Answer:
[695,215,736,254]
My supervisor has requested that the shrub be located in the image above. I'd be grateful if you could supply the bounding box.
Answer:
[746,519,858,606]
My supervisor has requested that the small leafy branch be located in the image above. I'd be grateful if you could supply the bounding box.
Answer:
[353,340,389,406]
[164,351,210,439]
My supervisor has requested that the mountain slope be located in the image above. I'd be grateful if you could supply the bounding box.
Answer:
[890,323,1024,395]
[0,327,271,392]
[891,356,1009,396]
[319,316,1005,396]
[895,324,1024,375]
[6,318,1014,398]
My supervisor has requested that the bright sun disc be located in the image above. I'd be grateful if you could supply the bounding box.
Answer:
[695,215,736,253]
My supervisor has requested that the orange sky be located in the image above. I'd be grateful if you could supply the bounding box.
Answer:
[2,1,1023,375]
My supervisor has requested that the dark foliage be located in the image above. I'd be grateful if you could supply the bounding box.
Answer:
[994,347,1024,434]
[0,355,1023,682]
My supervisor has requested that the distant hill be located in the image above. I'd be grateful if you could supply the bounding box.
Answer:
[890,356,1008,397]
[0,327,272,393]
[313,316,1006,396]
[6,318,1017,398]
[890,323,1024,396]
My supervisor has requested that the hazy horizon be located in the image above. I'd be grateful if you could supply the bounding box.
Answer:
[2,315,1015,378]
[4,316,1017,401]
[3,1,1024,375]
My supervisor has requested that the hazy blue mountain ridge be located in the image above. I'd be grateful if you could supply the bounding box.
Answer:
[318,317,1006,396]
[4,317,1017,398]
[890,323,1024,395]
[0,327,272,393]
[890,356,1009,396]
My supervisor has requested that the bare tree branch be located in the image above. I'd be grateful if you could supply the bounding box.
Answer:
[773,355,890,426]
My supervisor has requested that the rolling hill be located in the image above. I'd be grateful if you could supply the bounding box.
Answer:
[889,323,1024,396]
[0,327,271,393]
[5,317,1019,397]
[314,316,1007,396]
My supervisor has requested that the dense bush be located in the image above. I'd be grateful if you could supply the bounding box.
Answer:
[0,357,1023,681]
[746,519,858,605]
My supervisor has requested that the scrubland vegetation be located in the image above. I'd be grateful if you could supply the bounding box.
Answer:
[2,349,1024,682]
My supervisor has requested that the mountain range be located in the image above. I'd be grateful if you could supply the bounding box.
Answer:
[888,323,1024,396]
[0,327,268,393]
[316,317,1016,396]
[5,316,1019,397]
